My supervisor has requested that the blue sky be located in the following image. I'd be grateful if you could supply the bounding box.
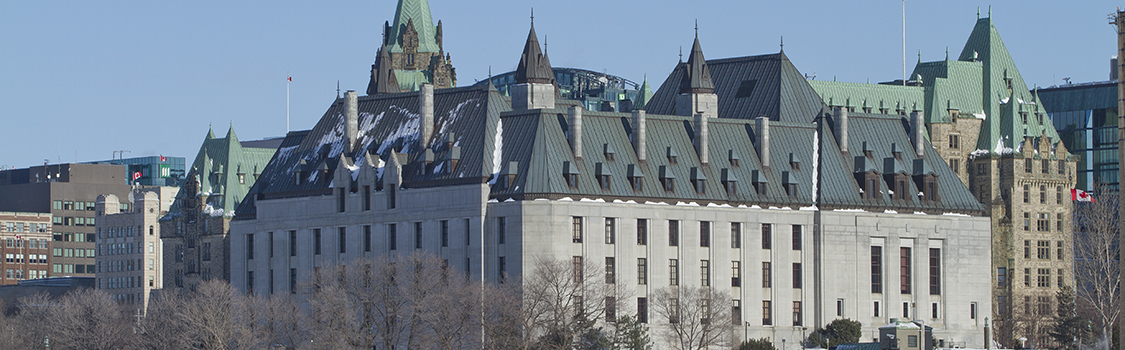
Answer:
[0,1,1118,169]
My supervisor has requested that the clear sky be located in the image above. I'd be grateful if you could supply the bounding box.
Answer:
[0,1,1119,169]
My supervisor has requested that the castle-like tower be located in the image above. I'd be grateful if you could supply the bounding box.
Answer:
[367,0,456,95]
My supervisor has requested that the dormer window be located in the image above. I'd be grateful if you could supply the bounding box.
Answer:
[782,171,798,198]
[788,153,801,171]
[1020,112,1028,125]
[1057,160,1065,175]
[595,163,612,190]
[659,166,675,192]
[912,159,940,202]
[1037,113,1044,125]
[627,164,644,192]
[751,170,768,196]
[728,150,740,167]
[862,142,873,159]
[855,156,880,199]
[603,144,616,162]
[883,158,909,201]
[690,167,706,194]
[502,161,519,190]
[721,168,738,196]
[666,147,679,165]
[563,161,580,188]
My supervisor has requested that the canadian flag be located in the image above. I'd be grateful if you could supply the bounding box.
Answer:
[160,155,166,162]
[133,171,142,181]
[1071,188,1095,202]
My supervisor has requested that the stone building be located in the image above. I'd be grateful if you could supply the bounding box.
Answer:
[366,0,456,94]
[95,189,173,309]
[0,163,134,278]
[159,126,280,290]
[0,212,51,285]
[231,21,993,349]
[809,13,1077,348]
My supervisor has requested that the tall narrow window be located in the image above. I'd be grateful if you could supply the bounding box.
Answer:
[290,268,297,293]
[414,222,423,249]
[762,262,772,288]
[731,222,741,248]
[793,301,803,326]
[247,234,254,260]
[269,232,274,258]
[700,260,710,286]
[762,301,773,326]
[669,220,679,246]
[792,225,802,250]
[605,257,616,284]
[733,300,742,325]
[364,226,372,252]
[388,186,396,209]
[638,298,648,323]
[731,261,741,287]
[338,227,346,254]
[871,246,883,293]
[363,185,371,210]
[388,224,397,250]
[337,188,346,212]
[572,256,584,282]
[637,219,648,245]
[929,248,940,295]
[314,229,321,255]
[440,220,449,247]
[499,256,506,282]
[605,218,616,244]
[669,259,679,285]
[638,258,647,285]
[699,222,710,247]
[792,263,802,288]
[498,217,506,245]
[572,217,584,243]
[761,224,772,249]
[289,230,297,256]
[900,247,911,294]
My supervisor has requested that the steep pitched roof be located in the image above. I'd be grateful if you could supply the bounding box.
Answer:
[679,36,714,93]
[515,23,554,85]
[634,75,654,110]
[166,125,280,218]
[386,0,440,53]
[367,47,402,95]
[645,52,827,123]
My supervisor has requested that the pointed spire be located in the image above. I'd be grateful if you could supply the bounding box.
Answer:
[780,36,784,53]
[206,124,215,140]
[679,29,714,94]
[917,50,921,64]
[226,122,239,143]
[635,74,654,110]
[945,47,949,61]
[515,16,554,84]
[368,47,401,95]
[337,81,341,98]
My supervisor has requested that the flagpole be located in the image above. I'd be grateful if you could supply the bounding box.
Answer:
[286,72,291,132]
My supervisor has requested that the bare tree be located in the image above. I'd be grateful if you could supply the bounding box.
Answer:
[1074,188,1119,348]
[40,288,137,350]
[651,286,734,350]
[514,256,629,350]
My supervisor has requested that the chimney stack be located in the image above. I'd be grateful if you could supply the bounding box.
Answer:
[345,90,359,154]
[755,117,770,168]
[833,107,848,153]
[694,113,709,164]
[420,84,435,148]
[568,106,583,159]
[631,109,646,162]
[910,110,925,157]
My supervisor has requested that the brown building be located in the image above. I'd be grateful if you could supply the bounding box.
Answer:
[365,0,456,94]
[0,212,51,285]
[0,163,134,278]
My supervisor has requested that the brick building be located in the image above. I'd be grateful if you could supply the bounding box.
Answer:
[0,212,51,285]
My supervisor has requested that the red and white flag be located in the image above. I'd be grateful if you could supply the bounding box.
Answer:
[160,155,166,162]
[287,75,292,82]
[133,171,142,181]
[1071,188,1095,202]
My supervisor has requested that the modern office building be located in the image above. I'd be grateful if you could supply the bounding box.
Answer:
[0,212,51,285]
[475,67,652,113]
[95,189,172,310]
[159,125,282,290]
[231,12,992,349]
[1037,80,1118,192]
[0,163,134,278]
[85,155,187,187]
[809,12,1078,348]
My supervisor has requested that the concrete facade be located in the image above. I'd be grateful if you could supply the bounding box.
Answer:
[0,212,52,285]
[95,189,172,310]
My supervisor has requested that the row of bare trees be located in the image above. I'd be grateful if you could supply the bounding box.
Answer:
[1069,188,1120,350]
[0,253,736,350]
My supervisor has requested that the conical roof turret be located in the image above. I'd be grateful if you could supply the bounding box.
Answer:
[367,47,402,95]
[679,33,714,94]
[515,22,554,85]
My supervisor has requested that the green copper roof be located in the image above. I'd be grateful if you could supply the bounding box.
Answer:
[808,80,924,115]
[393,70,431,92]
[168,125,278,216]
[635,75,654,109]
[387,0,441,53]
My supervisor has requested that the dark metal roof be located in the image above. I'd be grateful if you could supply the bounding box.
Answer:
[646,52,827,124]
[515,23,554,85]
[367,47,402,95]
[679,36,714,94]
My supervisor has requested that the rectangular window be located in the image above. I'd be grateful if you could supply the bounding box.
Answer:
[290,230,297,256]
[997,267,1008,287]
[1056,186,1063,204]
[314,229,322,255]
[414,222,423,249]
[762,300,773,326]
[1024,268,1031,287]
[733,300,742,325]
[1057,214,1064,232]
[1039,185,1046,204]
[338,227,347,254]
[440,221,449,247]
[1037,268,1051,287]
[605,218,616,244]
[605,297,617,322]
[1058,241,1065,260]
[605,257,616,284]
[572,217,583,243]
[792,225,802,250]
[572,256,583,282]
[247,234,255,260]
[700,260,710,286]
[871,246,883,293]
[792,263,802,289]
[247,271,254,293]
[731,222,741,248]
[1024,158,1032,172]
[1042,159,1050,174]
[950,159,959,173]
[762,262,772,288]
[638,298,648,323]
[388,224,397,250]
[837,299,845,317]
[792,301,802,326]
[699,221,710,247]
[364,226,372,252]
[465,219,471,246]
[388,186,396,209]
[497,217,506,245]
[337,188,346,213]
[1058,269,1065,287]
[761,224,772,249]
[669,259,679,285]
[637,258,647,285]
[929,248,941,295]
[1037,240,1050,259]
[874,301,881,317]
[903,302,911,318]
[290,268,297,293]
[970,302,978,319]
[900,247,911,294]
[1023,184,1030,203]
[203,242,212,261]
[931,302,939,319]
[363,185,371,211]
[731,261,741,287]
[1024,240,1031,258]
[269,269,275,294]
[499,256,506,282]
[668,220,679,246]
[637,219,648,245]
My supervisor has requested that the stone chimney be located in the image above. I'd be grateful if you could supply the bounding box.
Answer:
[833,107,848,153]
[568,106,583,159]
[910,110,925,157]
[420,83,434,148]
[345,90,359,154]
[631,109,646,162]
[694,113,709,164]
[755,117,770,168]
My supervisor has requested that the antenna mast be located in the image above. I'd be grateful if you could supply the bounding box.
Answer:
[902,0,907,86]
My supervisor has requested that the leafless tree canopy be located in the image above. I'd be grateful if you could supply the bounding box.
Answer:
[651,286,735,350]
[1073,189,1119,348]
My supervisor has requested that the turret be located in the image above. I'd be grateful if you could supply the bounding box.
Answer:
[511,20,556,110]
